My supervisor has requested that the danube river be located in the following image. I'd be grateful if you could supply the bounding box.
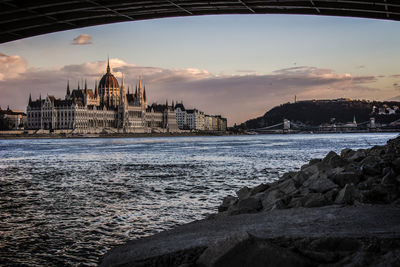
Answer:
[0,133,397,266]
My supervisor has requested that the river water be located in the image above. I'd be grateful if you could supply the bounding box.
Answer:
[0,133,397,266]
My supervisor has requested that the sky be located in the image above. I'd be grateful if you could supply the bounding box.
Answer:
[0,14,400,125]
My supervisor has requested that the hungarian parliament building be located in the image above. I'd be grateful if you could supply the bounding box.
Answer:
[26,61,226,133]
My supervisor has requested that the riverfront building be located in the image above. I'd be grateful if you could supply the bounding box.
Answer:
[26,61,178,133]
[175,103,227,131]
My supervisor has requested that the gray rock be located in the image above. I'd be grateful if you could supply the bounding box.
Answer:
[261,189,284,210]
[309,158,322,165]
[331,172,361,188]
[303,173,338,193]
[323,151,339,163]
[250,183,269,196]
[229,197,262,215]
[348,149,367,162]
[323,151,347,168]
[381,169,397,185]
[303,193,328,208]
[341,148,355,159]
[360,156,382,176]
[392,157,400,171]
[280,171,297,181]
[301,164,320,177]
[292,171,308,185]
[218,195,237,212]
[196,232,250,267]
[197,233,313,267]
[335,184,360,205]
[327,167,345,177]
[236,186,250,200]
[277,179,297,195]
[324,188,339,202]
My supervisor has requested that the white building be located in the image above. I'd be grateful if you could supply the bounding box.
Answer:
[26,60,178,133]
[174,103,227,132]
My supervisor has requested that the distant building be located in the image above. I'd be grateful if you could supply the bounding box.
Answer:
[175,103,227,132]
[0,106,26,130]
[26,60,178,133]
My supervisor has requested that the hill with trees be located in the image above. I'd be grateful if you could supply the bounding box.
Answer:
[243,99,400,129]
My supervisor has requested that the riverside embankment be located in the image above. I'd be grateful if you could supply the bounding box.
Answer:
[101,136,400,267]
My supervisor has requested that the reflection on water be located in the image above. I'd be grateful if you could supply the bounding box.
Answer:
[0,133,397,266]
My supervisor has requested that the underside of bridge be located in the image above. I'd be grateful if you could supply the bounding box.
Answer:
[0,0,399,44]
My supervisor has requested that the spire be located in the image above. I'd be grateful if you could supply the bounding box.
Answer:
[67,80,70,95]
[135,86,138,98]
[172,100,174,108]
[29,93,32,105]
[107,56,111,73]
[127,86,130,94]
[165,99,168,107]
[138,76,142,89]
[143,86,146,101]
[94,80,98,96]
[84,79,88,93]
[77,81,80,90]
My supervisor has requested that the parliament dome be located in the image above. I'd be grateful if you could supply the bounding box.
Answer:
[98,60,119,89]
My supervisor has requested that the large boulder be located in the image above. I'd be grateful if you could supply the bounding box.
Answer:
[261,189,285,211]
[236,186,251,200]
[218,196,237,212]
[331,172,361,188]
[323,151,347,168]
[276,179,297,195]
[229,197,262,215]
[360,156,383,176]
[250,183,269,196]
[348,149,367,162]
[303,173,338,193]
[335,184,360,205]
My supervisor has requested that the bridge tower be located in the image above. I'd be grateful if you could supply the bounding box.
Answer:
[369,117,376,131]
[283,119,290,133]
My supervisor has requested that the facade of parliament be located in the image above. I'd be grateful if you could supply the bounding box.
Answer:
[26,61,178,133]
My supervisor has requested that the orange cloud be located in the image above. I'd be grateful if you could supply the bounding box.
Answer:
[72,34,92,45]
[0,56,385,125]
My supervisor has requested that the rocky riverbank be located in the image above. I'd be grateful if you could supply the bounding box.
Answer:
[101,136,400,267]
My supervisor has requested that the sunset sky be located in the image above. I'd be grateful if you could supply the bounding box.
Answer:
[1,14,399,125]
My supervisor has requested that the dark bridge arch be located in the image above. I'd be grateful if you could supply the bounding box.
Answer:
[1,0,399,44]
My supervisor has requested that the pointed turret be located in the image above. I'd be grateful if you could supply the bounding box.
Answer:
[66,80,70,96]
[127,86,130,95]
[94,80,98,96]
[77,81,80,90]
[29,93,32,105]
[143,86,147,108]
[107,56,111,73]
[84,79,88,94]
[172,100,175,109]
[135,85,138,98]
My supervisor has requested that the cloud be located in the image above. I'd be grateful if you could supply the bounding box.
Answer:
[390,74,400,78]
[0,53,27,81]
[71,34,92,45]
[0,56,382,125]
[394,83,400,91]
